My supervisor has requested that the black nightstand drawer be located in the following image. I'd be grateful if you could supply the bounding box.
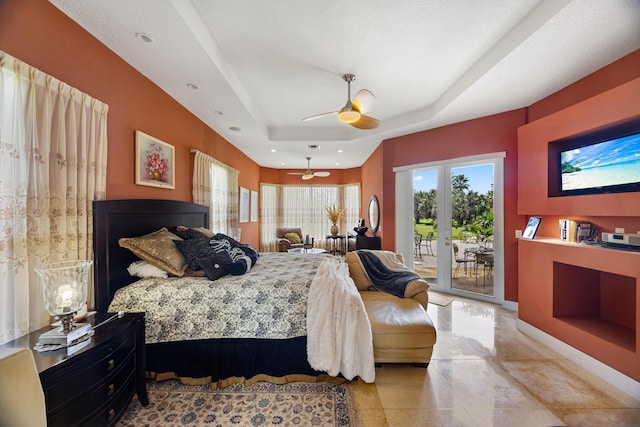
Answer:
[0,312,147,427]
[43,332,135,412]
[83,372,136,427]
[48,356,135,427]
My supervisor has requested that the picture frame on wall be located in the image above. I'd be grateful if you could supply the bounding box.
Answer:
[135,130,175,189]
[250,190,258,222]
[239,187,249,223]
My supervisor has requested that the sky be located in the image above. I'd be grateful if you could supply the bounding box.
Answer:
[413,164,494,194]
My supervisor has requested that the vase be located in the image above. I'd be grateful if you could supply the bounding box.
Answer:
[330,224,339,236]
[151,171,162,180]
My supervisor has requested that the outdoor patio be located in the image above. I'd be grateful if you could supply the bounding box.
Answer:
[412,239,494,296]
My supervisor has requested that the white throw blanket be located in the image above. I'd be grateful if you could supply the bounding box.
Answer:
[307,258,375,383]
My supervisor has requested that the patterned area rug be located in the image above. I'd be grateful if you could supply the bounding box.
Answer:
[117,381,353,427]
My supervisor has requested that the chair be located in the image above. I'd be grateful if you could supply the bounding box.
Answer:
[276,227,304,252]
[0,348,47,427]
[452,243,474,277]
[475,252,494,287]
[424,231,434,256]
[414,234,422,258]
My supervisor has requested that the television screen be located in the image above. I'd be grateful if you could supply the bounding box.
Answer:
[548,119,640,197]
[560,133,640,192]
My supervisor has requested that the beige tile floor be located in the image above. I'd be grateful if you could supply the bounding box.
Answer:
[350,293,640,427]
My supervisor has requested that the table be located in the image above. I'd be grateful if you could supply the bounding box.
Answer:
[326,235,346,256]
[288,248,327,254]
[465,247,494,286]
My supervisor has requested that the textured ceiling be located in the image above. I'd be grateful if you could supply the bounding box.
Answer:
[50,0,640,171]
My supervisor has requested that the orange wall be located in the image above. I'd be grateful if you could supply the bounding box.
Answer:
[0,0,262,247]
[361,50,640,303]
[366,110,525,301]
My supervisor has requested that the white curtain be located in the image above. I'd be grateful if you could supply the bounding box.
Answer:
[260,183,360,251]
[0,51,108,343]
[192,150,239,234]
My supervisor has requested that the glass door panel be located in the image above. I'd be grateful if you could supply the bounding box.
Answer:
[449,164,495,297]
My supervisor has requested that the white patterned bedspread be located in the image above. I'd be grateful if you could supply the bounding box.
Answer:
[108,252,333,344]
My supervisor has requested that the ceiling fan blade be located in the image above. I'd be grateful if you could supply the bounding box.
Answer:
[313,171,330,177]
[302,111,338,122]
[350,114,380,130]
[352,89,376,114]
[287,172,304,175]
[301,174,314,180]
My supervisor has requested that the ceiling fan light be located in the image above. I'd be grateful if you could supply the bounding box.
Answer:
[338,108,361,124]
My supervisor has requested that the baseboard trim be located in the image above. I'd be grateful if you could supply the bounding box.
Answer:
[517,319,640,400]
[502,300,518,312]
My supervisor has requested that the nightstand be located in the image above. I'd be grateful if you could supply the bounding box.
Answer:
[348,235,382,251]
[0,312,148,427]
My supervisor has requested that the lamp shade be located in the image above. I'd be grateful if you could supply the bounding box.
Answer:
[35,260,92,317]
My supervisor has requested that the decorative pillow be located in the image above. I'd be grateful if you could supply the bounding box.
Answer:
[118,228,187,276]
[212,233,241,247]
[196,251,234,281]
[209,238,232,253]
[174,237,215,270]
[172,226,209,240]
[127,260,169,279]
[284,232,301,244]
[174,225,215,239]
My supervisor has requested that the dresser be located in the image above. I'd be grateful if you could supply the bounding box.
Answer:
[348,235,382,251]
[0,312,147,427]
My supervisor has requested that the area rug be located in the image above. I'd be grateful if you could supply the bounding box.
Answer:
[117,381,354,427]
[428,291,454,306]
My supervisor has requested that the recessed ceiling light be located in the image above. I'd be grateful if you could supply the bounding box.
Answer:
[186,83,199,90]
[135,32,153,43]
[337,149,343,153]
[270,149,276,153]
[229,126,241,132]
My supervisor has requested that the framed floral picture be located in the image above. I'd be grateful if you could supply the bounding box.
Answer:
[135,130,175,189]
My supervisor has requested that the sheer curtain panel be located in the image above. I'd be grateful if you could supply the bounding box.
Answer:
[192,150,239,235]
[0,51,108,343]
[260,183,360,251]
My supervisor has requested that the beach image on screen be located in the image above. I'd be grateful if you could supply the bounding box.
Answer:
[561,133,640,191]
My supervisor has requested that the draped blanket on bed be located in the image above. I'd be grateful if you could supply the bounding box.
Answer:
[307,259,375,382]
[108,252,375,382]
[353,249,421,297]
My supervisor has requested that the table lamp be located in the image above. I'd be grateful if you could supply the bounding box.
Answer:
[35,260,93,346]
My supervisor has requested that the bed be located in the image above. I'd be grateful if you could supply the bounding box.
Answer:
[93,199,373,387]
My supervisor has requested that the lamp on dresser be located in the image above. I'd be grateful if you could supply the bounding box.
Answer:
[34,260,93,346]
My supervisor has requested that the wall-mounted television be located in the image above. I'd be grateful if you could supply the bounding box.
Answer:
[548,118,640,197]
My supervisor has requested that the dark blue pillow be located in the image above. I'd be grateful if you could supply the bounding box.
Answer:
[196,251,233,281]
[174,238,214,270]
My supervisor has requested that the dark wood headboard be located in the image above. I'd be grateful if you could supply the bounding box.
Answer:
[93,199,209,312]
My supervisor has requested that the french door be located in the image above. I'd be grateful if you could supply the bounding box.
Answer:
[395,153,504,304]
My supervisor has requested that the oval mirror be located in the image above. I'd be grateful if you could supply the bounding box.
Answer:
[368,195,380,236]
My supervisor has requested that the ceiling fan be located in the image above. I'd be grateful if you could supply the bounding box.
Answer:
[287,157,330,180]
[302,74,379,129]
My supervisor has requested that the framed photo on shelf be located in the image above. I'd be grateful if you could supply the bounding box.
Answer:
[250,190,258,222]
[239,187,249,223]
[521,216,542,240]
[135,131,175,189]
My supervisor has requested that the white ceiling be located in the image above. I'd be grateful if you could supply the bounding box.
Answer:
[50,0,640,171]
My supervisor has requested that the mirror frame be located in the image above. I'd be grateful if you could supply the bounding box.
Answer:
[368,195,380,236]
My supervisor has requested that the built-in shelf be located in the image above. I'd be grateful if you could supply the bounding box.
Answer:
[518,237,639,382]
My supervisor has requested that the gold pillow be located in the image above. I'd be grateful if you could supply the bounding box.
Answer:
[284,232,301,244]
[119,228,187,276]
